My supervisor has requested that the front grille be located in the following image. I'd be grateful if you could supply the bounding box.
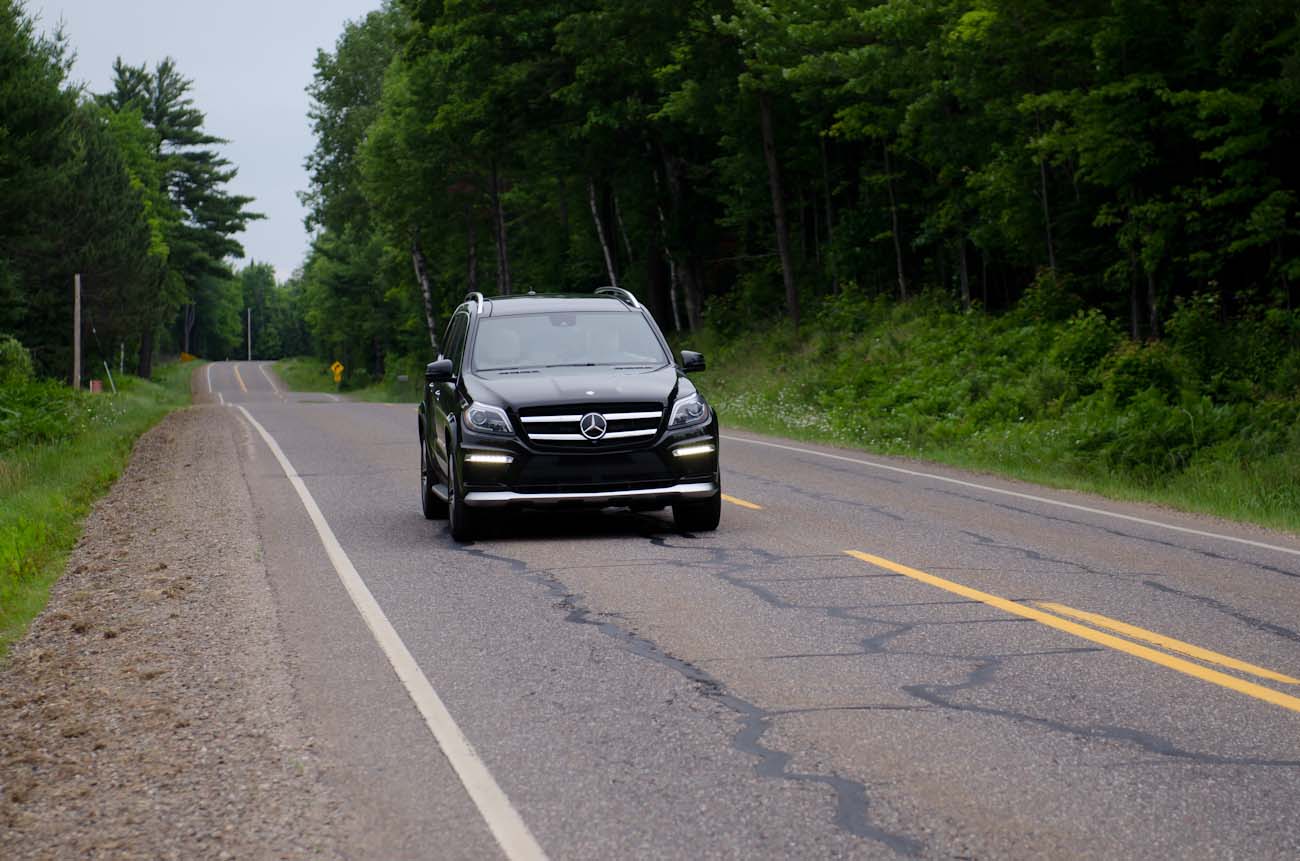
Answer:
[517,402,663,449]
[512,451,674,489]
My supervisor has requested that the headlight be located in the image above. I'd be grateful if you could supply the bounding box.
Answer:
[463,403,513,436]
[667,392,710,429]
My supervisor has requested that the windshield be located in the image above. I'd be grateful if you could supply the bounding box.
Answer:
[472,311,670,371]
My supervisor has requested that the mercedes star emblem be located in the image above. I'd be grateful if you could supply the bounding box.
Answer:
[579,412,608,441]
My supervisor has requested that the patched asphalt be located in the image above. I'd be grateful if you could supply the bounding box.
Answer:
[213,361,1300,859]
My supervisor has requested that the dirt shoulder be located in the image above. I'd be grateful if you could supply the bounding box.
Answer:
[0,406,347,860]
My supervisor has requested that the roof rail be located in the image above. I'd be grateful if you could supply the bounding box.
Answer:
[595,286,641,310]
[464,291,485,313]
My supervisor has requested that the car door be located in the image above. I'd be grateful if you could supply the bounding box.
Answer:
[431,311,470,480]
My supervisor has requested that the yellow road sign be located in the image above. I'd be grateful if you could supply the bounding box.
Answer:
[330,360,344,383]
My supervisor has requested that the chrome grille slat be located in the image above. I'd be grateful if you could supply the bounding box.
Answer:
[517,402,663,448]
[605,411,662,421]
[521,414,583,423]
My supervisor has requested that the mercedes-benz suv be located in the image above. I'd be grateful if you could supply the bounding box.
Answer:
[418,288,721,541]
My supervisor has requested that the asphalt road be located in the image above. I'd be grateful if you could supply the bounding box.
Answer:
[200,360,1300,859]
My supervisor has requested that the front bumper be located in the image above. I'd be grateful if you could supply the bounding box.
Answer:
[464,481,718,508]
[457,415,720,509]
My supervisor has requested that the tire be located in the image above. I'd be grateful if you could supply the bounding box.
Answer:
[673,489,721,533]
[447,443,479,542]
[420,436,447,519]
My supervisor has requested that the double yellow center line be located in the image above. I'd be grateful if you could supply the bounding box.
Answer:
[844,550,1300,714]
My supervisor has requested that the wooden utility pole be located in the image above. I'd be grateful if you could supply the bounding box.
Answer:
[73,274,81,389]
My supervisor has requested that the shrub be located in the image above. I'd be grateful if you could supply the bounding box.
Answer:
[1103,340,1182,405]
[1014,269,1082,323]
[0,335,34,386]
[1165,293,1221,382]
[1050,309,1120,385]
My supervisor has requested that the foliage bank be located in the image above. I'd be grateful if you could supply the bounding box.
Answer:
[692,288,1300,531]
[296,0,1299,384]
[0,342,193,657]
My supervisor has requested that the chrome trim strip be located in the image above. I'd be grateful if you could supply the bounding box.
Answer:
[465,481,717,507]
[528,429,656,441]
[604,411,662,421]
[521,411,662,424]
[521,415,583,423]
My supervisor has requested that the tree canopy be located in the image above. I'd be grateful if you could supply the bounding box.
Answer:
[294,0,1299,383]
[0,0,262,379]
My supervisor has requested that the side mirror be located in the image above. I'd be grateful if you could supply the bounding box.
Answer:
[425,359,454,382]
[680,350,706,373]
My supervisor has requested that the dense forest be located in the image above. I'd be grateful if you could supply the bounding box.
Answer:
[298,0,1298,384]
[0,0,290,381]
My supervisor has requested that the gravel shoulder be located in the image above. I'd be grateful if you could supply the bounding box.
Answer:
[0,406,349,860]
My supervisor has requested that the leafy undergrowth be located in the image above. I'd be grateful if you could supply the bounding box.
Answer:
[686,285,1300,534]
[0,361,193,658]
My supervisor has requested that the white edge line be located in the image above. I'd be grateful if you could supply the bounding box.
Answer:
[721,434,1300,559]
[258,362,282,396]
[206,362,213,394]
[218,392,225,407]
[234,405,548,861]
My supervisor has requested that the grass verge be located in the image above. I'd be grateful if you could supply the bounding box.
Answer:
[686,289,1300,535]
[0,362,193,658]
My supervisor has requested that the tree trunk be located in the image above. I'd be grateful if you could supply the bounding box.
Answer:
[1035,114,1058,273]
[958,239,971,311]
[668,260,683,332]
[411,228,438,352]
[182,303,196,354]
[465,203,478,294]
[644,231,672,330]
[980,251,988,307]
[137,327,154,379]
[588,176,620,289]
[656,141,702,329]
[820,133,837,267]
[681,259,704,330]
[1147,268,1161,339]
[490,159,512,295]
[883,142,908,301]
[1129,247,1141,340]
[613,191,635,263]
[759,92,799,326]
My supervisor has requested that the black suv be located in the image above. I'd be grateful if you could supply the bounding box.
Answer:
[418,288,721,541]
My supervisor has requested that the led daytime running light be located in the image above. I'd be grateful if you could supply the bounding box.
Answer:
[466,453,514,464]
[672,443,716,457]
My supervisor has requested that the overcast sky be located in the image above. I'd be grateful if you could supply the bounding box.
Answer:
[30,0,382,282]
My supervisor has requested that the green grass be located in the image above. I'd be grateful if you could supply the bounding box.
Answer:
[686,287,1300,535]
[0,362,194,658]
[275,356,420,403]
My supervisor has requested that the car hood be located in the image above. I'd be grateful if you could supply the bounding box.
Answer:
[467,365,690,410]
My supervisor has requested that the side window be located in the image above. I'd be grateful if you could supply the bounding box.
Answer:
[438,317,458,360]
[443,314,470,374]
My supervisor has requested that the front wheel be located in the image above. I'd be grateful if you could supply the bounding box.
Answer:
[447,447,479,542]
[420,436,447,519]
[673,489,721,533]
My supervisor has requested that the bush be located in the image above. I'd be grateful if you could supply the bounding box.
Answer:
[1165,293,1220,382]
[1014,269,1082,323]
[1050,309,1119,384]
[1103,340,1182,405]
[0,334,34,386]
